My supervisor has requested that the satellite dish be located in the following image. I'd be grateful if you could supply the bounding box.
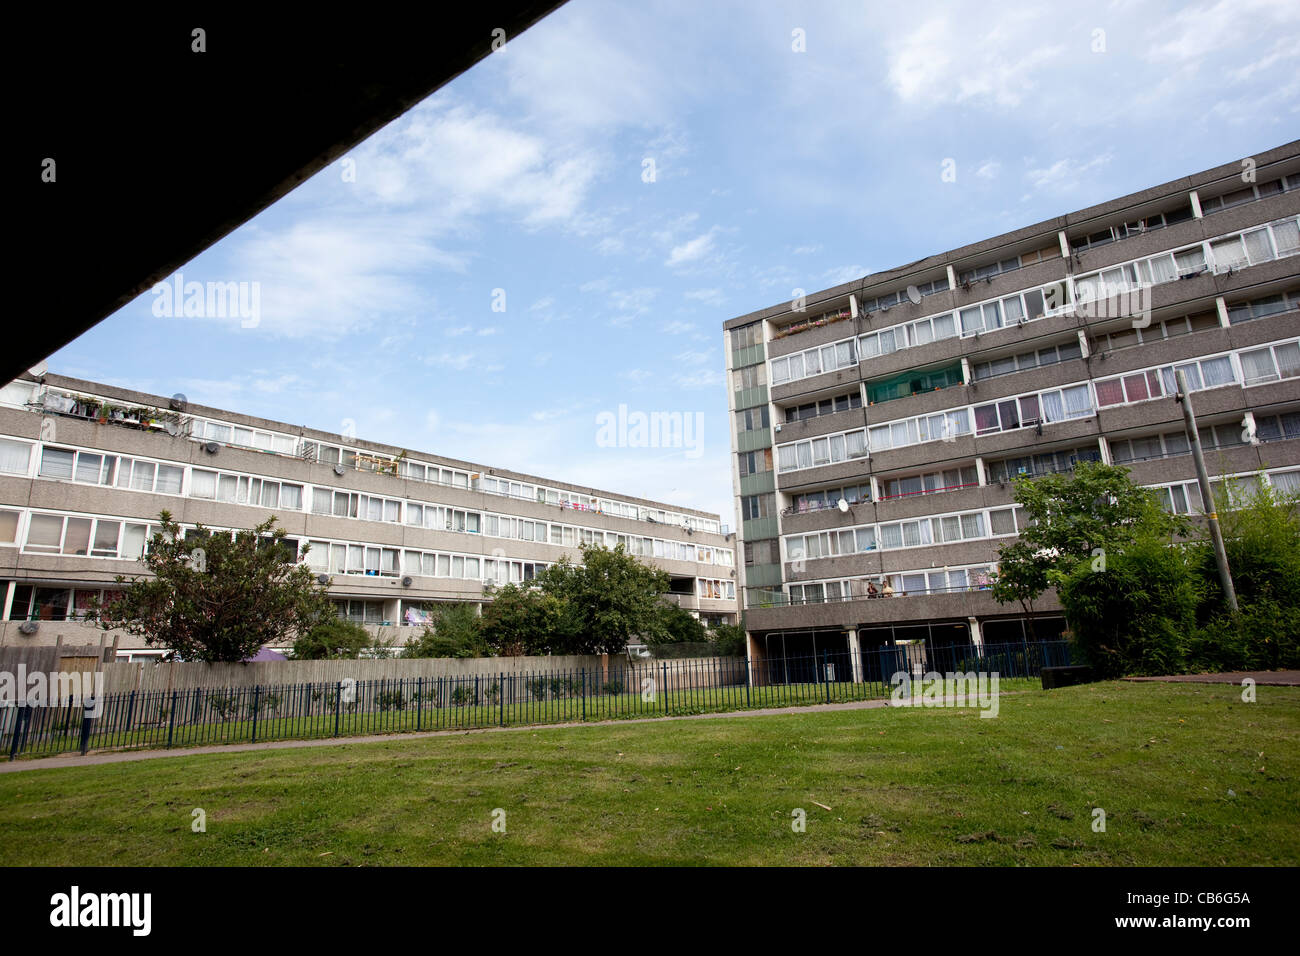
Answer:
[316,574,331,586]
[203,441,220,454]
[906,285,922,305]
[164,421,180,436]
[837,498,849,513]
[27,361,48,377]
[333,464,346,476]
[401,576,414,588]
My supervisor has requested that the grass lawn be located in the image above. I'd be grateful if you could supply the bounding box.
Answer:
[0,680,1295,866]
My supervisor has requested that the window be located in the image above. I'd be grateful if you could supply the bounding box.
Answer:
[1229,290,1300,325]
[0,509,19,544]
[25,514,64,553]
[0,439,30,475]
[730,322,762,351]
[775,427,869,472]
[38,447,75,479]
[770,337,857,385]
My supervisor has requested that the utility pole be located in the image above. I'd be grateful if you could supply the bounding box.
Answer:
[1175,369,1238,613]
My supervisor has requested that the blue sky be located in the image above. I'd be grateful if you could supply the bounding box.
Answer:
[50,0,1300,526]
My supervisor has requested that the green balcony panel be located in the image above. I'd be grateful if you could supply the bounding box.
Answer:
[865,364,964,406]
[739,471,776,496]
[734,385,769,410]
[741,562,784,589]
[731,343,765,369]
[742,515,780,541]
[737,428,773,453]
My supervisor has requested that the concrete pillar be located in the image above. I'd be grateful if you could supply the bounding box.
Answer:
[1243,411,1259,446]
[1,580,14,622]
[946,264,958,290]
[1077,329,1090,357]
[1098,436,1113,465]
[869,475,880,502]
[975,457,987,486]
[968,616,983,649]
[1057,230,1070,259]
[960,356,971,384]
[1215,296,1230,328]
[847,627,863,683]
[1189,190,1203,219]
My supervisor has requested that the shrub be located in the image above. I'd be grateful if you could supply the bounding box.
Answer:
[376,690,406,712]
[602,679,625,696]
[1059,534,1200,678]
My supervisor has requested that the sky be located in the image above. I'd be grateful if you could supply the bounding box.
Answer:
[48,0,1300,528]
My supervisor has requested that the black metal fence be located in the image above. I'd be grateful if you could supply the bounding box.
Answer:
[2,640,1069,760]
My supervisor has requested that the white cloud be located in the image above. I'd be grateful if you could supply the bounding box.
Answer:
[675,349,713,364]
[1025,152,1114,190]
[820,264,867,287]
[684,287,726,307]
[666,229,718,268]
[887,14,1065,109]
[976,160,1001,179]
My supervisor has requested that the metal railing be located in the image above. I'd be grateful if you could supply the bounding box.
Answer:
[2,641,1069,760]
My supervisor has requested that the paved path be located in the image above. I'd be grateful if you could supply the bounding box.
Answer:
[1123,670,1300,686]
[0,697,896,774]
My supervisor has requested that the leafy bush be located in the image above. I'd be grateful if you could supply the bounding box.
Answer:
[1059,534,1200,678]
[450,686,477,706]
[292,618,373,660]
[602,680,625,696]
[376,690,406,712]
[400,604,489,659]
[709,623,747,657]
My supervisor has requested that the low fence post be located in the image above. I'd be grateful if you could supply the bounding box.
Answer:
[581,668,586,722]
[334,681,342,737]
[8,704,29,761]
[500,672,505,727]
[79,697,96,756]
[823,649,831,703]
[745,658,752,708]
[661,662,668,715]
[251,685,261,743]
[166,690,178,749]
[417,676,423,731]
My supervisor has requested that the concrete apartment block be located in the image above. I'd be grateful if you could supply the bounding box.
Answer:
[724,140,1300,664]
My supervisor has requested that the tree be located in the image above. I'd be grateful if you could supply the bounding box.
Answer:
[88,511,333,662]
[991,461,1189,636]
[650,601,707,645]
[1187,478,1300,670]
[480,583,567,656]
[533,543,672,654]
[1057,532,1200,677]
[708,621,747,657]
[399,603,488,658]
[291,617,373,660]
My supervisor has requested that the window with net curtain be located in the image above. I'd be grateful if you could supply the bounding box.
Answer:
[0,509,19,543]
[1240,347,1279,385]
[0,438,30,474]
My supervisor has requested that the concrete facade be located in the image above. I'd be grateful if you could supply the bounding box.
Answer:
[724,141,1300,661]
[0,376,738,657]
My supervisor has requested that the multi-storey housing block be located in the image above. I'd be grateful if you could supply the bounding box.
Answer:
[0,375,738,658]
[725,140,1300,667]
